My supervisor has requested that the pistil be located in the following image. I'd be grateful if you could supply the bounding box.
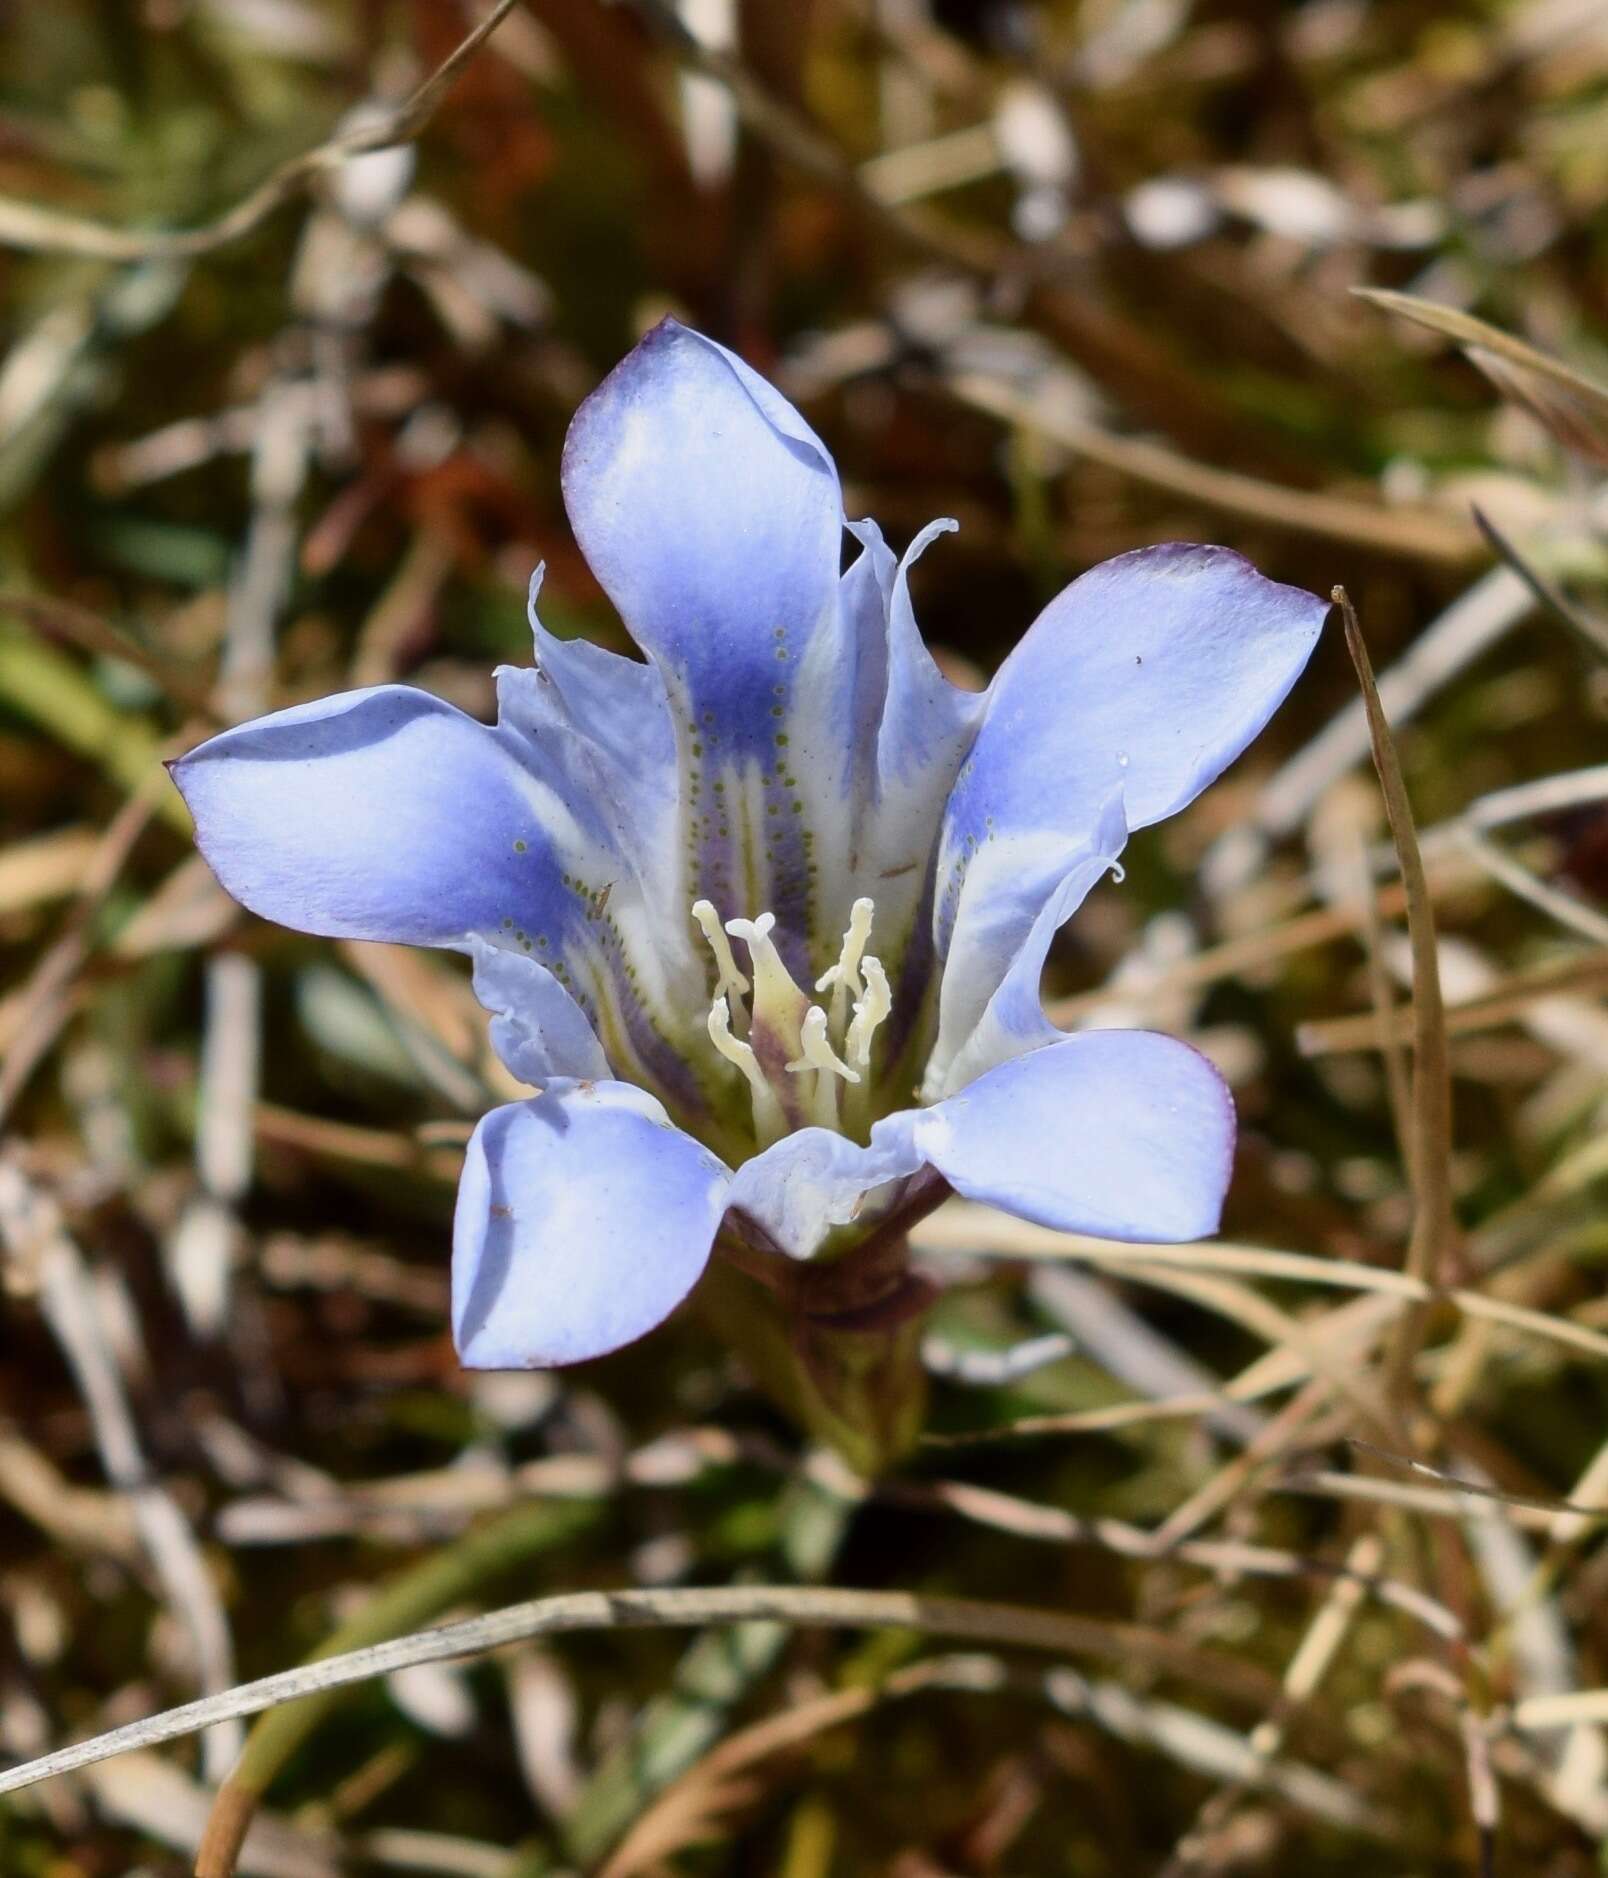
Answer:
[707,993,788,1145]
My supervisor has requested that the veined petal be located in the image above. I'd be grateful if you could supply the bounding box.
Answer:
[171,685,704,1118]
[725,1112,927,1260]
[562,319,845,961]
[929,545,1324,1087]
[453,1082,730,1367]
[170,685,593,950]
[497,567,679,875]
[496,569,709,1071]
[916,1030,1234,1242]
[562,321,842,747]
[561,321,994,1002]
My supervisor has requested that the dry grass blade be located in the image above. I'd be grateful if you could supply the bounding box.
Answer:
[0,775,167,1127]
[623,0,1011,278]
[1344,1440,1608,1520]
[1047,867,1474,1024]
[1471,507,1608,665]
[1248,566,1534,849]
[0,0,519,260]
[944,370,1481,566]
[859,1469,1462,1640]
[0,1161,241,1777]
[1453,826,1608,949]
[1336,587,1457,1415]
[195,1500,599,1878]
[0,1584,1278,1800]
[1161,1534,1382,1874]
[913,1206,1608,1367]
[1355,288,1608,466]
[1298,949,1608,1056]
[0,594,219,718]
[600,1648,1382,1878]
[1355,823,1416,1180]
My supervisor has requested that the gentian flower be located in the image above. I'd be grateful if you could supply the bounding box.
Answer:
[171,321,1324,1408]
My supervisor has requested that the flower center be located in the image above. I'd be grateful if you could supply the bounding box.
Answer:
[692,896,892,1147]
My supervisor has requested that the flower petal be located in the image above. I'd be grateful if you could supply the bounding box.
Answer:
[928,545,1324,1088]
[469,939,609,1084]
[725,1113,927,1260]
[837,517,985,1026]
[729,1024,1232,1258]
[562,321,984,989]
[496,567,680,886]
[172,681,713,1117]
[170,685,593,950]
[948,544,1327,849]
[925,792,1127,1098]
[562,320,845,954]
[453,1082,731,1367]
[562,319,842,754]
[916,1030,1235,1242]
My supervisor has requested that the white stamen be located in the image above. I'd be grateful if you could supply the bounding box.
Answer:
[815,896,875,1025]
[707,993,786,1144]
[786,1003,858,1130]
[692,899,748,1002]
[786,1004,860,1085]
[845,955,892,1070]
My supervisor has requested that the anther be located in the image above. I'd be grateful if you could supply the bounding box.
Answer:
[845,955,892,1071]
[786,1004,858,1130]
[786,1005,860,1085]
[692,899,748,1003]
[816,897,875,1006]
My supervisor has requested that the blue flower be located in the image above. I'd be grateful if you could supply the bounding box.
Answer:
[171,320,1326,1371]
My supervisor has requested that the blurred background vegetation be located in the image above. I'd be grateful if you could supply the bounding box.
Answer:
[1,1,1607,1872]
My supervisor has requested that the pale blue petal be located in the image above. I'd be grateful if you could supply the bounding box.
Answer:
[837,518,985,1027]
[173,684,708,1117]
[496,566,678,863]
[561,321,986,988]
[929,545,1323,1088]
[917,1030,1234,1242]
[946,544,1327,852]
[725,1113,927,1260]
[453,1082,731,1367]
[564,325,842,739]
[469,939,609,1084]
[730,1025,1233,1258]
[562,319,844,959]
[171,685,595,951]
[495,567,709,1076]
[925,791,1127,1098]
[873,518,983,798]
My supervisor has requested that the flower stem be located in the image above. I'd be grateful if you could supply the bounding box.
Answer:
[701,1229,933,1476]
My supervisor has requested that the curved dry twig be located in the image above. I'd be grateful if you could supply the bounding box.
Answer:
[0,1,518,261]
[0,1583,1275,1799]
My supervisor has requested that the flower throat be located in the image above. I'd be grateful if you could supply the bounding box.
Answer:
[693,897,892,1147]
